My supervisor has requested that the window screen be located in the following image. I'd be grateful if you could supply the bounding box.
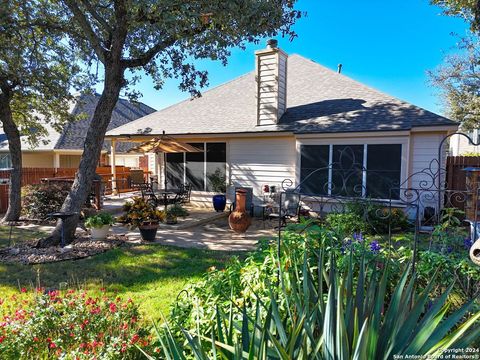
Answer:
[206,143,227,191]
[186,143,205,191]
[366,144,402,199]
[331,145,364,197]
[166,153,184,189]
[300,145,329,195]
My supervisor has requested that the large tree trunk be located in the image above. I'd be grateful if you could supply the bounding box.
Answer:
[37,63,124,247]
[0,92,22,222]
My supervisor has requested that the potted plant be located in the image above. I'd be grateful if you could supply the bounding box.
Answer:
[165,204,189,225]
[85,212,116,240]
[118,197,165,241]
[207,168,227,212]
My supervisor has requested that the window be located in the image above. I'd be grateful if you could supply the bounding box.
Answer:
[300,145,329,194]
[0,154,11,169]
[186,143,205,191]
[166,152,184,188]
[299,144,402,200]
[366,144,402,199]
[166,142,226,191]
[206,143,227,191]
[332,145,364,197]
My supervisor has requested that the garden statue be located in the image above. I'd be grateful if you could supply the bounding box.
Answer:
[470,238,480,266]
[229,188,252,233]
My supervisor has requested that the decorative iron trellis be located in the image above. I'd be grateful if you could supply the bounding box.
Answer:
[276,132,480,280]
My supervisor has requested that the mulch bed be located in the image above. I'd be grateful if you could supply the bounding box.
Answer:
[0,235,128,264]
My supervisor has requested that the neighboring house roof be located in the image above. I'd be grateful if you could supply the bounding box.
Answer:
[0,94,156,152]
[106,54,457,138]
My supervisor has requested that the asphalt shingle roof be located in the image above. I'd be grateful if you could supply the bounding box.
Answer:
[106,54,457,137]
[57,94,156,151]
[0,94,155,152]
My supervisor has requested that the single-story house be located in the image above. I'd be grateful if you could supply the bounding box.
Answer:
[450,129,480,156]
[0,93,155,169]
[105,40,459,210]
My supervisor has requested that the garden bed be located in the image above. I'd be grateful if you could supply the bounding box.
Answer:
[0,235,127,264]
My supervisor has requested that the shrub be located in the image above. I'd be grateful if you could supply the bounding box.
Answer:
[206,168,226,193]
[152,228,480,358]
[84,212,116,229]
[0,289,150,359]
[118,197,165,229]
[21,183,71,220]
[166,204,189,218]
[325,201,411,235]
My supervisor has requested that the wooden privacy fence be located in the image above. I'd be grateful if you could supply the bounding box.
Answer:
[446,156,480,212]
[0,166,150,213]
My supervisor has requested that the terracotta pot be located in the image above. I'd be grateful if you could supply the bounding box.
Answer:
[470,238,480,266]
[228,189,252,233]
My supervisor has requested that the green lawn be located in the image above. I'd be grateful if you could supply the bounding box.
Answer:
[0,226,240,318]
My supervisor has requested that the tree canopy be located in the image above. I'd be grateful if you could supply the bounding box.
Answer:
[430,37,480,130]
[0,0,81,146]
[38,0,302,245]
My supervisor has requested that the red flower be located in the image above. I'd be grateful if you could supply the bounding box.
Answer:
[49,342,56,349]
[130,334,140,344]
[0,336,5,343]
[109,303,117,313]
[20,287,27,293]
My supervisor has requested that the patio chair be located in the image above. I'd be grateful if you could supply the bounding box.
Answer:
[129,169,145,190]
[139,183,163,208]
[267,191,301,227]
[168,184,192,205]
[229,187,254,216]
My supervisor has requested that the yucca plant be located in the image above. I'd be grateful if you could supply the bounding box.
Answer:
[144,244,480,359]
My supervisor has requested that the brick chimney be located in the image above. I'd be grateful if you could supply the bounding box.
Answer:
[255,39,288,126]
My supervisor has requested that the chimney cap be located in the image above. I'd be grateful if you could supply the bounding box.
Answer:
[267,39,278,49]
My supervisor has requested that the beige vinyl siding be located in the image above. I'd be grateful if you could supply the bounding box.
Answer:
[408,132,449,215]
[229,136,296,204]
[59,155,81,168]
[450,133,479,156]
[409,133,446,188]
[256,50,288,126]
[22,153,55,168]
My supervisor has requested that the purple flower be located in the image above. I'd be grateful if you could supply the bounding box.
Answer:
[447,246,453,254]
[353,232,364,242]
[369,240,381,254]
[341,239,353,254]
[464,237,474,250]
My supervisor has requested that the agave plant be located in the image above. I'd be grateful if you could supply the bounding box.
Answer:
[144,245,480,359]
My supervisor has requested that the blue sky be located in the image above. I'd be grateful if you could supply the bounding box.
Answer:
[132,0,469,116]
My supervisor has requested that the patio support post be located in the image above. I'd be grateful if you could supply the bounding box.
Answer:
[111,139,117,195]
[53,153,60,171]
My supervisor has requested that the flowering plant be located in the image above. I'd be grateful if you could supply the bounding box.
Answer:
[0,289,151,359]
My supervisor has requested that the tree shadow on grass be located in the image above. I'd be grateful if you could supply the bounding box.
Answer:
[0,243,243,296]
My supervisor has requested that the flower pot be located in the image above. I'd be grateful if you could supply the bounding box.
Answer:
[90,224,110,240]
[212,194,226,212]
[228,189,251,233]
[139,223,159,241]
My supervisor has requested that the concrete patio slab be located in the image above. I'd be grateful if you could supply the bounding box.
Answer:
[112,217,276,251]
